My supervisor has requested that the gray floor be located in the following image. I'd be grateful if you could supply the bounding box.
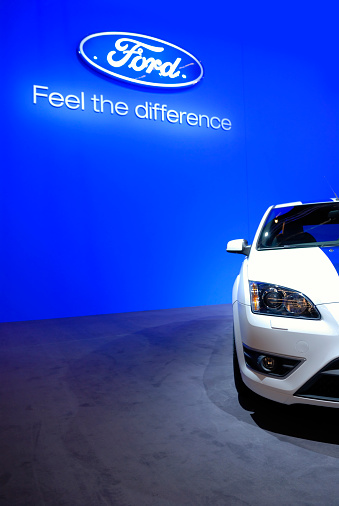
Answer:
[1,304,339,505]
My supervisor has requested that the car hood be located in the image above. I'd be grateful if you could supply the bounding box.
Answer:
[247,245,339,305]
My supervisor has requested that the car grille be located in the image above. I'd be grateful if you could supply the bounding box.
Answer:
[294,358,339,402]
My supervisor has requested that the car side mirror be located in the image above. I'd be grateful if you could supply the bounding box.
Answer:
[226,239,251,256]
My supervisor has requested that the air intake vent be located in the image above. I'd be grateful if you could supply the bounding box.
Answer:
[295,358,339,402]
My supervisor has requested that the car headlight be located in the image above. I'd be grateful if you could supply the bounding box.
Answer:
[249,281,320,319]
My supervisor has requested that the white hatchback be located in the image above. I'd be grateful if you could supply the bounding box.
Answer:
[227,200,339,407]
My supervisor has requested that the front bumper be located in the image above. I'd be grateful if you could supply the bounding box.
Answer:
[233,301,339,407]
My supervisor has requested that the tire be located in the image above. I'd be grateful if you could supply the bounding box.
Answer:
[233,333,249,396]
[233,331,263,409]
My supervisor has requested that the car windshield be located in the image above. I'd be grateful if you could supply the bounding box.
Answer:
[257,202,339,250]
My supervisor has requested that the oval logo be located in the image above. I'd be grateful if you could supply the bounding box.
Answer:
[78,32,204,88]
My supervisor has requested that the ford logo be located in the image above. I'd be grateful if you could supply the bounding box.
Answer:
[78,32,204,88]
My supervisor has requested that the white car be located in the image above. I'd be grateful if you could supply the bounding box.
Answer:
[227,200,339,408]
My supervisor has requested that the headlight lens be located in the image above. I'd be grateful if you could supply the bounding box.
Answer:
[249,282,320,319]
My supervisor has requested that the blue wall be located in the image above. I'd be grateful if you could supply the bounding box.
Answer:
[1,1,338,322]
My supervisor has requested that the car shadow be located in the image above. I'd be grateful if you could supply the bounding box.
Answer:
[238,392,339,445]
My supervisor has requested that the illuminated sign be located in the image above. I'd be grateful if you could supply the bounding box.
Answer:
[78,32,204,88]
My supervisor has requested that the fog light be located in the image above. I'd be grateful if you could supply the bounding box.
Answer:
[258,355,276,373]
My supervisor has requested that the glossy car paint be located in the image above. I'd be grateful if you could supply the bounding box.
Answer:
[230,201,339,407]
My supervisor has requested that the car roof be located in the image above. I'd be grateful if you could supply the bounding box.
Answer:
[274,199,339,209]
